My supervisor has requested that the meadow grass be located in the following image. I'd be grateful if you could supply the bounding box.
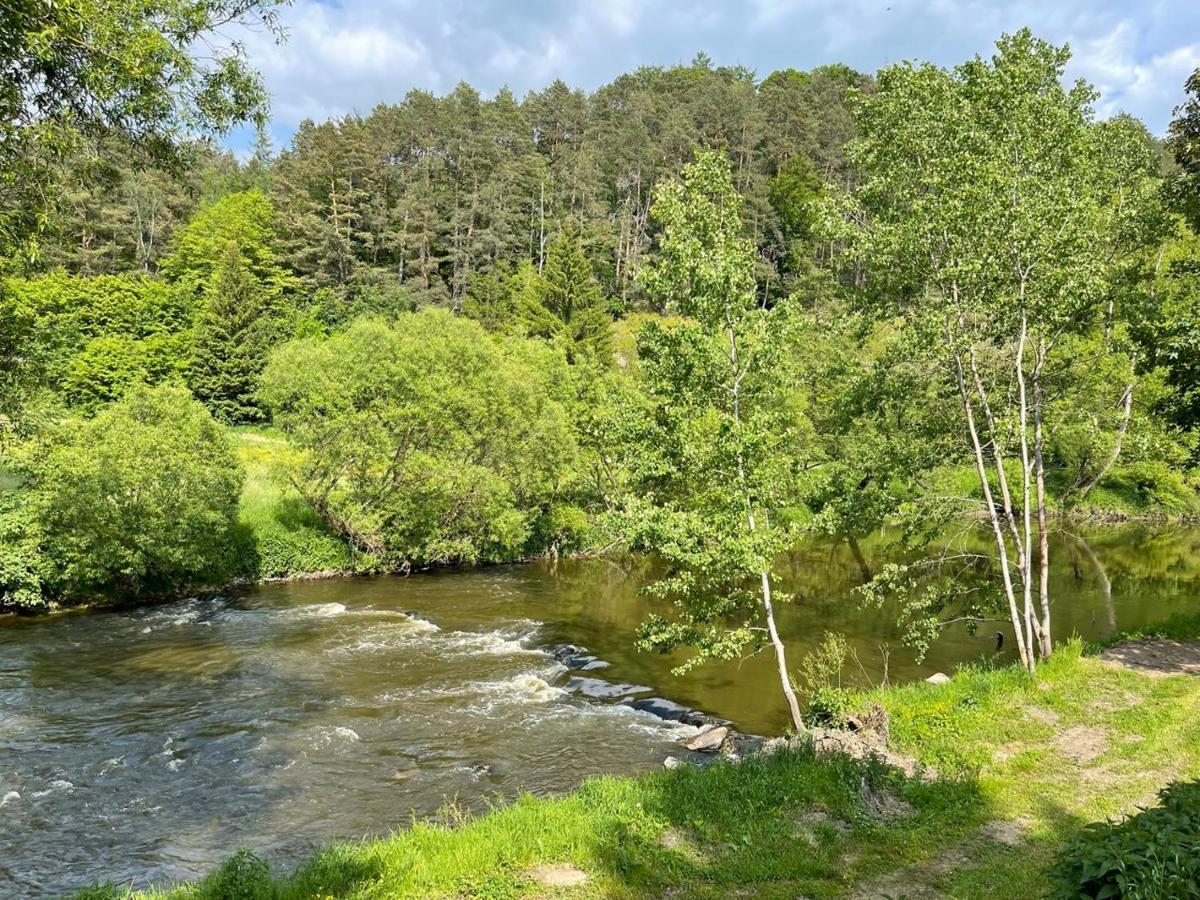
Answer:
[85,633,1200,899]
[230,428,361,580]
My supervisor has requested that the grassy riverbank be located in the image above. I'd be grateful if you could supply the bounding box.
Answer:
[86,617,1200,899]
[230,429,364,580]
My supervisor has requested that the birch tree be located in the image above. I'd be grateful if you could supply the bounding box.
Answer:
[629,151,807,730]
[835,31,1161,670]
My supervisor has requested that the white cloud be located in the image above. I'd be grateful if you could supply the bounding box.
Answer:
[222,0,1200,151]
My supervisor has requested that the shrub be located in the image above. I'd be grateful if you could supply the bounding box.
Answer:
[261,311,580,568]
[30,385,243,603]
[195,849,273,900]
[798,632,854,726]
[1050,780,1200,898]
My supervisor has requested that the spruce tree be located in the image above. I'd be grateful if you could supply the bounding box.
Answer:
[520,229,611,364]
[187,246,275,423]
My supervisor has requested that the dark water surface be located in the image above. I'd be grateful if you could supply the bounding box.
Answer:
[2,525,1199,895]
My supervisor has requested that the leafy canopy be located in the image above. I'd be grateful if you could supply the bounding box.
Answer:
[628,151,808,677]
[260,310,582,567]
[4,385,243,606]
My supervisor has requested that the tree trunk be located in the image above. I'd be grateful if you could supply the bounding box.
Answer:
[1012,312,1042,653]
[761,565,804,732]
[1032,343,1053,659]
[726,316,804,733]
[1075,381,1134,499]
[955,351,1032,672]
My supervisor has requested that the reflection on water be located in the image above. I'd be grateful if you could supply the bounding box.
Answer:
[2,523,1199,895]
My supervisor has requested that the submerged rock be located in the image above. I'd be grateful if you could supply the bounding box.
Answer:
[623,697,711,726]
[682,725,729,753]
[547,643,609,670]
[563,676,651,699]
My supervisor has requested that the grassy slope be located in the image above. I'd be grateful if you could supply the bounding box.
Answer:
[931,461,1200,519]
[231,429,360,580]
[111,620,1200,900]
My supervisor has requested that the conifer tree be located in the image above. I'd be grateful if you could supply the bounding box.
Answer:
[520,229,611,364]
[187,246,276,423]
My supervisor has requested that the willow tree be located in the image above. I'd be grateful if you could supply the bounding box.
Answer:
[630,150,806,731]
[836,31,1162,670]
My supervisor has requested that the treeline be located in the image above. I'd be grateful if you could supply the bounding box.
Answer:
[3,34,1200,649]
[26,57,868,306]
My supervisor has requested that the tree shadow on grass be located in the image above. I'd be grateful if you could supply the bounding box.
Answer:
[583,743,990,897]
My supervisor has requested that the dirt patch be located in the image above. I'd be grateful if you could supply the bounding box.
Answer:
[1023,705,1061,727]
[981,816,1033,847]
[1056,725,1109,765]
[850,846,973,899]
[790,809,849,844]
[786,726,934,781]
[527,863,589,888]
[1100,639,1200,677]
[859,776,915,821]
[658,828,708,864]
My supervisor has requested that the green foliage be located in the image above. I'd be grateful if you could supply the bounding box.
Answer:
[0,0,282,258]
[160,190,293,294]
[1131,221,1200,440]
[260,311,580,568]
[195,850,273,900]
[797,632,853,725]
[160,191,295,422]
[518,229,612,364]
[1169,68,1200,229]
[628,151,808,725]
[14,385,242,606]
[231,432,357,579]
[2,271,191,414]
[1050,780,1200,899]
[1105,611,1200,645]
[187,246,281,423]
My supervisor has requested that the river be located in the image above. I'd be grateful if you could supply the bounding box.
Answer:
[2,525,1198,895]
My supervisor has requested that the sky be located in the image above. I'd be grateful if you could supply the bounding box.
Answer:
[227,0,1200,154]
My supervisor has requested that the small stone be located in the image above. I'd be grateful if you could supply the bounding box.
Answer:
[663,755,682,769]
[925,672,951,685]
[683,725,729,753]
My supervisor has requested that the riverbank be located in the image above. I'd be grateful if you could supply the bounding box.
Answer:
[5,427,1198,618]
[81,615,1200,899]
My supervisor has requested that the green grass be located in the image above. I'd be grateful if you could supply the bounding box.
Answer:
[931,460,1200,519]
[1102,610,1200,645]
[231,429,362,580]
[81,636,1200,899]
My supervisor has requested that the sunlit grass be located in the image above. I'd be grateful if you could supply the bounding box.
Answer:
[230,428,360,579]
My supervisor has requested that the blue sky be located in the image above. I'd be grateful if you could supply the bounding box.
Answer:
[229,0,1200,153]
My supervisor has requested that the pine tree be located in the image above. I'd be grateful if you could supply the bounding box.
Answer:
[187,246,276,423]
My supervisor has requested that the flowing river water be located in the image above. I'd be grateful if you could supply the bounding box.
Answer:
[2,525,1200,895]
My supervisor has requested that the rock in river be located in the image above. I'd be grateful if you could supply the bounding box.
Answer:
[682,725,729,753]
[925,672,951,685]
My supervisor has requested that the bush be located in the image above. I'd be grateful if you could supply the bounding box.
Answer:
[29,385,243,603]
[798,632,854,726]
[3,272,192,405]
[1050,780,1200,898]
[260,311,580,568]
